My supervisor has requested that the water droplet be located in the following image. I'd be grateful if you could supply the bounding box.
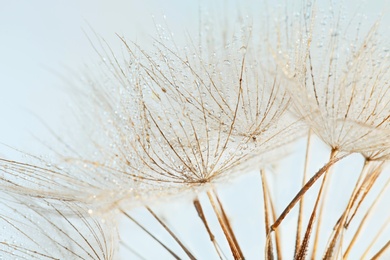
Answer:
[239,46,247,54]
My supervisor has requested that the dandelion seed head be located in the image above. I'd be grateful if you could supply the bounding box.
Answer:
[272,2,390,156]
[48,17,301,208]
[0,10,304,213]
[0,192,118,259]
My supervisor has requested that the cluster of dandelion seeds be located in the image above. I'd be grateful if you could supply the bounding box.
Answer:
[0,0,389,259]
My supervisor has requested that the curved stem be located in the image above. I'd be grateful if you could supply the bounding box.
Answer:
[297,149,338,260]
[344,176,390,258]
[271,150,346,232]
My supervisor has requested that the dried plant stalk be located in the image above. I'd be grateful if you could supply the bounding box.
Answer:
[193,198,224,259]
[207,191,244,260]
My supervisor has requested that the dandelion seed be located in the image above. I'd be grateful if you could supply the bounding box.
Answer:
[268,2,390,258]
[0,192,117,259]
[0,20,300,215]
[273,2,390,156]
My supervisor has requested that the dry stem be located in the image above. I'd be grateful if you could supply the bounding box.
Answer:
[120,208,180,260]
[295,131,312,257]
[271,150,346,231]
[193,198,224,259]
[147,207,196,260]
[207,191,244,260]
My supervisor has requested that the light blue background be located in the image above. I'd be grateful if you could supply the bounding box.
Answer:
[0,1,389,259]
